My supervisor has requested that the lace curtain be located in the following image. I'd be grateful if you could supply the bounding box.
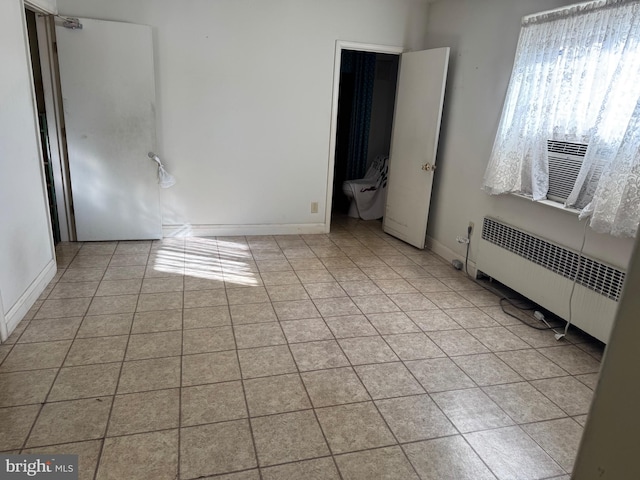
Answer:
[482,0,640,237]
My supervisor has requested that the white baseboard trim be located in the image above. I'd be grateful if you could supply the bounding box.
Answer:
[3,259,57,341]
[0,295,6,343]
[426,236,477,277]
[163,223,328,238]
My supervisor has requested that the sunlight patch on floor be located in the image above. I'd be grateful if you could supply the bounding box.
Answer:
[152,237,260,286]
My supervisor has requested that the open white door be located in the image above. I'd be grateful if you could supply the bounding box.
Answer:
[56,18,162,241]
[383,47,449,249]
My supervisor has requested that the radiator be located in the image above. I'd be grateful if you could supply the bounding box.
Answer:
[476,217,625,343]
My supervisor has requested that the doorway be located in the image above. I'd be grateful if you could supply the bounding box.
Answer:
[25,9,60,243]
[325,42,403,230]
[24,6,75,243]
[332,50,399,216]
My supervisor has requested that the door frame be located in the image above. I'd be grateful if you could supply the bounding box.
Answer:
[324,41,404,232]
[35,13,75,242]
[24,1,76,242]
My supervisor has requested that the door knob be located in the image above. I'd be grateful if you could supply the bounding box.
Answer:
[421,163,436,171]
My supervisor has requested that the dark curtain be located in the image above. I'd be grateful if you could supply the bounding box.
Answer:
[341,50,376,180]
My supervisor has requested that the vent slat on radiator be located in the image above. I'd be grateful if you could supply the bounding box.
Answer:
[482,218,625,301]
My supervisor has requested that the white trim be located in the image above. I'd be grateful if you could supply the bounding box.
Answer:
[3,260,57,340]
[0,294,7,343]
[21,6,58,279]
[163,223,327,238]
[35,14,75,242]
[324,41,404,233]
[511,193,581,216]
[24,0,57,15]
[426,236,478,278]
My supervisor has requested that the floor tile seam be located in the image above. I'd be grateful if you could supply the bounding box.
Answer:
[244,399,316,419]
[534,347,602,375]
[271,319,339,476]
[518,416,585,432]
[477,383,572,427]
[227,303,264,477]
[572,343,604,363]
[107,424,190,442]
[17,264,104,454]
[448,350,523,375]
[0,339,77,373]
[176,283,187,480]
[0,338,23,368]
[368,333,468,446]
[5,296,51,343]
[363,311,424,338]
[572,375,596,391]
[459,331,551,354]
[325,330,419,475]
[258,444,421,479]
[19,436,105,457]
[421,330,493,357]
[306,291,366,320]
[306,388,456,411]
[448,429,505,480]
[486,351,583,381]
[92,275,138,480]
[396,431,471,452]
[523,377,592,418]
[466,423,568,477]
[259,454,340,479]
[38,238,596,470]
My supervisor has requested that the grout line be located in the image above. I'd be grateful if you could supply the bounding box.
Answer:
[229,236,264,480]
[175,252,186,480]
[91,240,140,480]
[5,224,600,480]
[16,243,101,472]
[259,256,344,479]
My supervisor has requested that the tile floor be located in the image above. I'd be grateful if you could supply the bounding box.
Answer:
[0,216,603,479]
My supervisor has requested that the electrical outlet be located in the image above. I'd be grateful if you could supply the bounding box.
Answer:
[468,221,475,235]
[311,202,319,214]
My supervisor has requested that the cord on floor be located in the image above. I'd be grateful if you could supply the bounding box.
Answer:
[459,227,566,332]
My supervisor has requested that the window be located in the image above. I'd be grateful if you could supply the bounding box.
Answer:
[482,0,640,238]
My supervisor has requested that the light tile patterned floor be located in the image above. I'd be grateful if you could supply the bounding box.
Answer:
[0,216,603,480]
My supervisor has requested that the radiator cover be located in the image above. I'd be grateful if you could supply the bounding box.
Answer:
[477,217,624,343]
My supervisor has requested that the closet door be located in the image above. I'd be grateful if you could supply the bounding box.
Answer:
[56,17,162,240]
[383,47,449,249]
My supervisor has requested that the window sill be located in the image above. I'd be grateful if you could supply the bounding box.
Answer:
[511,193,582,216]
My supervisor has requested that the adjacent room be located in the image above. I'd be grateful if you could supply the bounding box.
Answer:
[1,0,639,479]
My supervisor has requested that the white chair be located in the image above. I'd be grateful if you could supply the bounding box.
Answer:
[342,155,389,220]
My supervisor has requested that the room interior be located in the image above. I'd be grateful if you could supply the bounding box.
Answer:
[1,0,639,478]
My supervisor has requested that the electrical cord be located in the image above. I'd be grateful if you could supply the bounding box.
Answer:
[464,225,471,276]
[557,219,589,340]
[461,226,567,332]
[498,298,555,330]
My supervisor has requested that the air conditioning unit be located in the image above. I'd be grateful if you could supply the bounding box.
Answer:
[477,217,625,343]
[546,140,588,203]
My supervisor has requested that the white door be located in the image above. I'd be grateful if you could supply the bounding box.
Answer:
[383,47,449,249]
[56,18,162,241]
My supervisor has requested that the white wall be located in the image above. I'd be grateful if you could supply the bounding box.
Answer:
[0,0,57,340]
[56,0,430,234]
[424,0,634,271]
